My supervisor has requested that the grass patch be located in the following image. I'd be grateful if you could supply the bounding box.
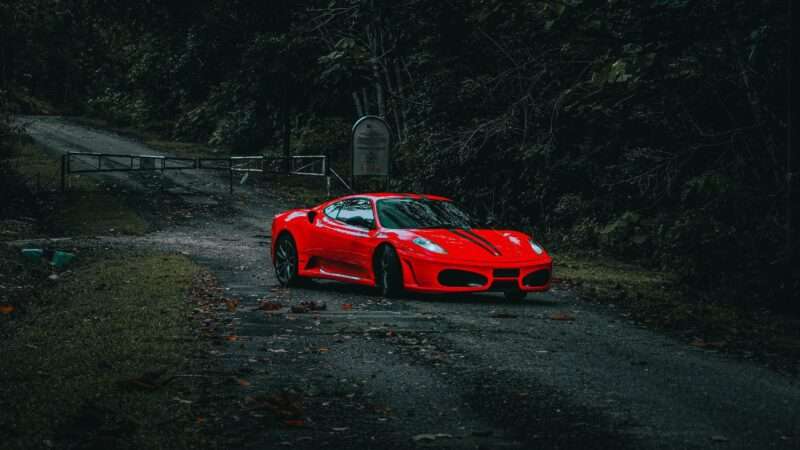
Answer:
[5,140,97,191]
[0,248,207,449]
[1,140,149,237]
[58,192,148,236]
[554,253,800,372]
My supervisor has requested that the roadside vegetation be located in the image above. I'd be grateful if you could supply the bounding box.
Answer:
[0,246,211,449]
[0,114,222,447]
[555,254,800,373]
[1,138,148,238]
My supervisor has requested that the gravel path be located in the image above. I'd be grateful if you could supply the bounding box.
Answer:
[17,116,800,449]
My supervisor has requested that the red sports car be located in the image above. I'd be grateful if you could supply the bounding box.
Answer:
[270,193,552,300]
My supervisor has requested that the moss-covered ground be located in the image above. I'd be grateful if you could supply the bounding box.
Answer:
[555,253,800,373]
[0,247,213,449]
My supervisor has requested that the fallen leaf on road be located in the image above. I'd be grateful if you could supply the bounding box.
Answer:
[285,419,304,427]
[225,298,240,312]
[550,312,575,321]
[299,300,326,311]
[259,300,283,311]
[236,378,251,387]
[0,304,15,314]
[291,305,309,314]
[226,335,239,342]
[318,347,329,353]
[341,303,353,311]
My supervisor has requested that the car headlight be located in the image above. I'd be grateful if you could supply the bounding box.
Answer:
[529,240,544,255]
[413,237,447,254]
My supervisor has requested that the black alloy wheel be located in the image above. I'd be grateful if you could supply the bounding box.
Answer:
[377,246,403,298]
[274,234,300,286]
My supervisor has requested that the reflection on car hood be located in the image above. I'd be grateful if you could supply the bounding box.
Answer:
[411,228,538,261]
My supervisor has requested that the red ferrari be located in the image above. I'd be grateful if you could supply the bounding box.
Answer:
[270,193,552,300]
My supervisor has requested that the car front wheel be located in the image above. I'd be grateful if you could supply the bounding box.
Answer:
[376,246,403,298]
[274,234,300,286]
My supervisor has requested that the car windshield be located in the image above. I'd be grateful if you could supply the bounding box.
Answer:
[376,198,476,229]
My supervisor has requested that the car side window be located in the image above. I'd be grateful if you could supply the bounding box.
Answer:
[336,198,375,229]
[323,202,342,219]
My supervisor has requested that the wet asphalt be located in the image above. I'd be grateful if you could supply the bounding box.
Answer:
[17,116,800,449]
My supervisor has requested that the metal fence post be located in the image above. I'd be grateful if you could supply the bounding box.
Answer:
[60,154,66,192]
[229,158,234,195]
[160,157,166,192]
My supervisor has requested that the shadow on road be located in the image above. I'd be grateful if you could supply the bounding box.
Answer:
[289,278,560,308]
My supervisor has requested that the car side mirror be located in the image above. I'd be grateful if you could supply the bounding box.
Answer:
[307,211,317,224]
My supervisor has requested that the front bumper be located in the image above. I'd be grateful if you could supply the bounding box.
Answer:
[398,252,552,294]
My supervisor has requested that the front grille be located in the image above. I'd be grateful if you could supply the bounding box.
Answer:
[523,269,550,287]
[438,270,487,287]
[493,268,520,278]
[489,280,518,292]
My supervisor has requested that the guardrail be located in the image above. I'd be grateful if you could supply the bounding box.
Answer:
[62,152,352,195]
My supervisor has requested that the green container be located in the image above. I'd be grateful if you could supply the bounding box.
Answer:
[51,251,75,268]
[21,248,44,259]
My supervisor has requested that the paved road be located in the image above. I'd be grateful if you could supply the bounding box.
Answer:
[19,116,800,449]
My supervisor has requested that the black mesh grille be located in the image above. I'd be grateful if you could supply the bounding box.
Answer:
[523,269,550,287]
[493,268,520,278]
[438,270,487,287]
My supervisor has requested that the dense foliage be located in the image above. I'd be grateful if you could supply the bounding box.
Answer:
[1,0,794,305]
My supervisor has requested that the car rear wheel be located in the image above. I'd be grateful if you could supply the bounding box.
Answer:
[376,246,403,298]
[274,234,300,286]
[503,289,527,301]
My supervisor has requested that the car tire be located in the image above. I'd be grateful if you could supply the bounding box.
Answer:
[376,246,403,298]
[504,289,527,301]
[274,234,301,287]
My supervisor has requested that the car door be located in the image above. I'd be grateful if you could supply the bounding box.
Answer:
[311,200,348,273]
[334,198,379,278]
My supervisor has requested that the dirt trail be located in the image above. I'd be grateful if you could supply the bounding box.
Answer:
[15,116,800,449]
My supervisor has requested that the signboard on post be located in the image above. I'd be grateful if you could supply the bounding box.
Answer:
[352,115,390,177]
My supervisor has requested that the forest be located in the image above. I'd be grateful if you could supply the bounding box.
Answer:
[0,0,795,309]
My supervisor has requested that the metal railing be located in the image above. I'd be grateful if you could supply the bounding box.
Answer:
[61,152,196,191]
[61,152,353,195]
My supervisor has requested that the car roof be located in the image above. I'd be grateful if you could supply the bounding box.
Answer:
[324,192,452,204]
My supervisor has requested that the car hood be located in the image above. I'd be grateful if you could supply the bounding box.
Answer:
[407,228,545,261]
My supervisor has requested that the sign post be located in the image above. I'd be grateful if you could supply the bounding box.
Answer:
[351,115,391,191]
